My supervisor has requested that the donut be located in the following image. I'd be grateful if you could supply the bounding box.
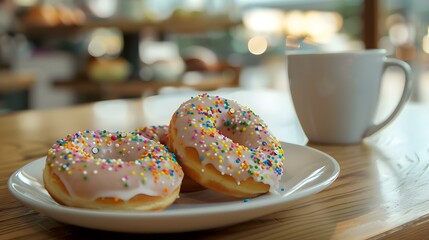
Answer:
[43,130,183,211]
[168,93,284,198]
[136,125,205,192]
[136,125,169,145]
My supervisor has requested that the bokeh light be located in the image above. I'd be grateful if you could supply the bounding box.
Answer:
[389,23,410,46]
[248,36,268,55]
[88,28,123,58]
[86,0,117,18]
[243,8,285,34]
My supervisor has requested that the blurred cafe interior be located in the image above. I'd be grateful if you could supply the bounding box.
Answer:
[0,0,428,113]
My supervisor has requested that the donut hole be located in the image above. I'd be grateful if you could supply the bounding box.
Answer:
[216,120,261,149]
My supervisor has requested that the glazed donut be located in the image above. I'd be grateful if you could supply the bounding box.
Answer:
[136,125,205,192]
[136,125,169,145]
[168,93,284,198]
[43,130,183,211]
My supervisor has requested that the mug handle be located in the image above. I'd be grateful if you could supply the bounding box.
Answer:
[364,58,413,137]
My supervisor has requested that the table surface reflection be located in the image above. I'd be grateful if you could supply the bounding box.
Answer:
[1,90,429,239]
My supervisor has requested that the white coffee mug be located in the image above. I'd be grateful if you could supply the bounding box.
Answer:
[287,49,412,144]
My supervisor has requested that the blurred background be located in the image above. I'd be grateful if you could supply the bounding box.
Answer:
[0,0,428,113]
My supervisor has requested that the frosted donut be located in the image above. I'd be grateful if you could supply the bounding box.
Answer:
[168,93,284,198]
[43,130,184,211]
[136,125,205,192]
[136,125,169,145]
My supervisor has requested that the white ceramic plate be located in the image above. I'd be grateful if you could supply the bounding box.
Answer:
[8,142,339,233]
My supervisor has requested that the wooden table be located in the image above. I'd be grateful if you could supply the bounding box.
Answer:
[1,90,429,239]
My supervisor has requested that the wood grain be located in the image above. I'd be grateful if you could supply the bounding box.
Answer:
[1,96,429,239]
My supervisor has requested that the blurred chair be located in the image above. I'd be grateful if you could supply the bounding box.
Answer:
[0,71,35,112]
